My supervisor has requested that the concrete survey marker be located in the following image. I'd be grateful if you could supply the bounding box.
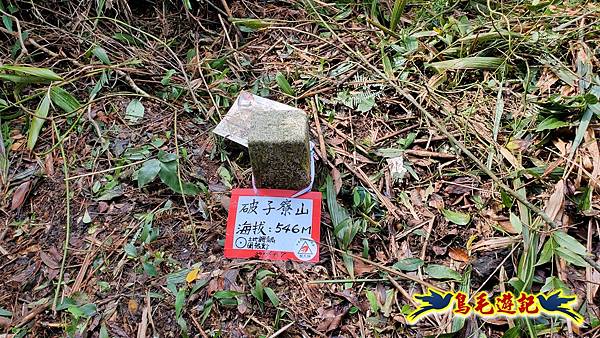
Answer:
[213,91,311,190]
[248,108,310,190]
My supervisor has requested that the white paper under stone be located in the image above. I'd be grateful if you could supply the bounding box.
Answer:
[213,92,303,147]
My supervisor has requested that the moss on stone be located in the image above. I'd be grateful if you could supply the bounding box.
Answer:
[248,109,310,190]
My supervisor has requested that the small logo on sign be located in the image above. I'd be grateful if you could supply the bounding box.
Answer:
[234,237,247,248]
[294,239,317,261]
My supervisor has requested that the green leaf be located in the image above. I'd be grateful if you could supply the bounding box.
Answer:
[158,160,199,195]
[0,73,49,84]
[357,96,375,112]
[393,258,423,272]
[231,18,272,32]
[536,238,555,266]
[552,231,587,256]
[509,212,523,234]
[326,176,355,250]
[50,87,81,114]
[99,323,109,338]
[143,262,158,276]
[91,71,108,99]
[501,327,522,338]
[382,50,393,78]
[177,316,189,338]
[56,297,77,311]
[424,264,462,281]
[264,287,279,307]
[161,69,176,86]
[389,0,408,31]
[96,184,124,201]
[365,290,379,313]
[540,276,569,293]
[555,247,587,267]
[175,288,186,318]
[536,117,569,131]
[79,303,97,318]
[92,46,111,65]
[256,269,275,281]
[138,159,161,188]
[342,252,354,279]
[275,72,295,96]
[570,85,599,158]
[67,305,85,318]
[0,307,12,317]
[427,57,504,71]
[251,279,264,303]
[213,290,242,299]
[441,209,471,225]
[124,243,137,258]
[2,15,12,32]
[82,209,92,224]
[27,92,51,150]
[0,65,63,81]
[125,99,145,122]
[158,151,178,162]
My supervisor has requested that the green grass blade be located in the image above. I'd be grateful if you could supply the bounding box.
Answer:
[275,72,295,96]
[389,0,408,32]
[569,85,599,159]
[27,92,51,150]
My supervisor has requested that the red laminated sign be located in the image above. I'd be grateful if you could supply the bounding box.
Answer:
[224,188,322,262]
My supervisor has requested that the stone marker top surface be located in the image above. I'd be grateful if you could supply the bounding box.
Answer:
[212,92,303,147]
[248,109,308,144]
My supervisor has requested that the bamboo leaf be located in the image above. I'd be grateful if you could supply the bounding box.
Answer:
[27,93,51,150]
[441,209,471,225]
[552,231,587,256]
[555,247,587,267]
[50,87,81,114]
[175,288,186,318]
[0,65,62,81]
[92,46,111,65]
[428,57,504,71]
[275,72,295,96]
[424,264,462,281]
[264,287,279,307]
[569,85,599,159]
[536,116,569,131]
[389,0,408,32]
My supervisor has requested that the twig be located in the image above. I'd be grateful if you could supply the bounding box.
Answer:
[404,149,455,159]
[52,121,71,312]
[0,8,28,60]
[342,162,402,219]
[11,302,49,328]
[387,275,418,307]
[310,99,327,160]
[65,159,146,180]
[326,244,444,292]
[267,321,295,338]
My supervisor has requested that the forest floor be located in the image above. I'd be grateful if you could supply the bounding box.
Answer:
[1,1,600,337]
